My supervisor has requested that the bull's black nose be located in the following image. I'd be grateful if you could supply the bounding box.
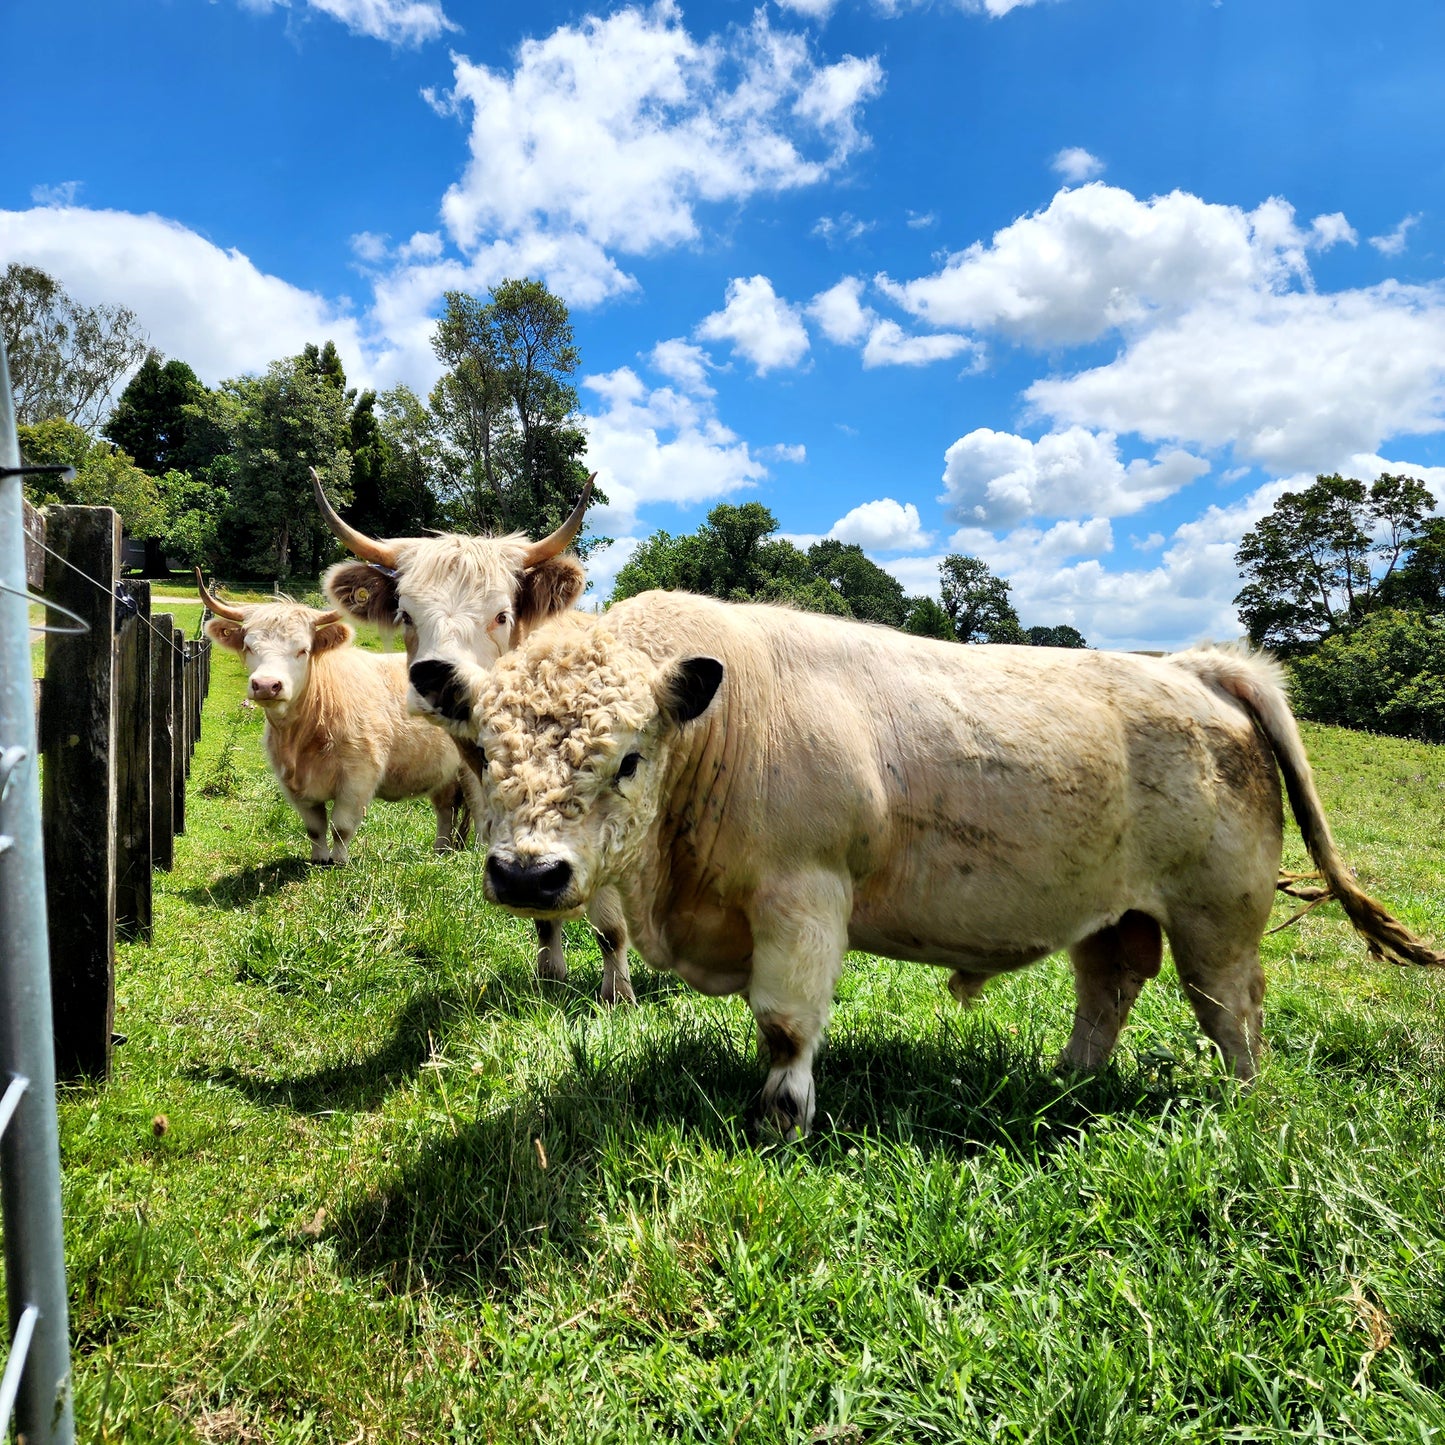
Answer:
[409,659,470,723]
[486,853,573,909]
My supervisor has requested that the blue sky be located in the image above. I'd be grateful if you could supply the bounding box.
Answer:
[4,0,1444,646]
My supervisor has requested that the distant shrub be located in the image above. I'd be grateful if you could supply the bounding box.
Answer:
[1290,608,1445,742]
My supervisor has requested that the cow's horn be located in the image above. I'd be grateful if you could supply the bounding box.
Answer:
[521,473,595,568]
[311,466,398,568]
[194,568,246,622]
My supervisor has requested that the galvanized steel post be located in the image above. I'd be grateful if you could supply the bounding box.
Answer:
[0,329,77,1441]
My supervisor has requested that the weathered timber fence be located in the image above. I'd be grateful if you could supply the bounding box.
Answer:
[26,499,212,1080]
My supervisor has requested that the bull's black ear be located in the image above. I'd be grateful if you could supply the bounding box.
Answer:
[324,560,398,626]
[516,555,585,632]
[657,656,723,726]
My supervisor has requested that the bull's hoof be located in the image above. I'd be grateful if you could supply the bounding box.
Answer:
[309,857,337,868]
[599,975,637,1007]
[536,955,568,983]
[754,1077,815,1142]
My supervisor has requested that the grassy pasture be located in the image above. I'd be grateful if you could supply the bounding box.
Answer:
[21,627,1445,1442]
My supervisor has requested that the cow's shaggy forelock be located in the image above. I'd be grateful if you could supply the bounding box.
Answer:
[476,622,658,824]
[393,532,533,610]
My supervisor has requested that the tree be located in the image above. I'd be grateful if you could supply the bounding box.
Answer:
[154,469,227,568]
[1378,516,1445,612]
[346,386,444,537]
[211,349,353,579]
[429,280,595,545]
[1234,472,1435,651]
[613,503,850,615]
[1027,624,1088,648]
[939,555,1026,643]
[1,263,150,429]
[903,596,956,640]
[102,352,207,472]
[18,418,163,539]
[1290,608,1445,742]
[806,539,909,626]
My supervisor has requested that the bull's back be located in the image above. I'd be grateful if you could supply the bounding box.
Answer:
[610,593,1280,966]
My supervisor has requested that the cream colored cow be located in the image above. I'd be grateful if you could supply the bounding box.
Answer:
[312,471,634,1003]
[198,574,481,866]
[446,590,1444,1137]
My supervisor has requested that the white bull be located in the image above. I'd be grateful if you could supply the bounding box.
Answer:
[198,574,481,866]
[312,471,634,1003]
[452,591,1444,1137]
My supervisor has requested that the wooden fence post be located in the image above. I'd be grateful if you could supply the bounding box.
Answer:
[184,642,196,770]
[151,612,175,871]
[172,627,186,837]
[40,506,118,1080]
[113,580,152,943]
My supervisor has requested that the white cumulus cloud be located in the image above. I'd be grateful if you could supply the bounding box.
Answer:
[697,275,811,374]
[648,338,715,394]
[436,3,882,303]
[581,366,783,533]
[1051,147,1103,183]
[940,426,1208,526]
[1026,285,1445,473]
[237,0,457,46]
[877,183,1357,346]
[0,206,367,387]
[828,497,933,550]
[1369,215,1420,256]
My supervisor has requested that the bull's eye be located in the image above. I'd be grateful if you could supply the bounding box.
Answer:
[397,609,414,628]
[617,752,642,781]
[494,610,510,628]
[297,647,309,658]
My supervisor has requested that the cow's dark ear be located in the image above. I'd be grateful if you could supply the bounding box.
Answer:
[656,656,723,726]
[324,560,398,626]
[516,555,585,632]
[313,617,354,653]
[205,617,245,652]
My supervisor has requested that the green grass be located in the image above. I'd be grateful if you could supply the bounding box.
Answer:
[19,640,1445,1442]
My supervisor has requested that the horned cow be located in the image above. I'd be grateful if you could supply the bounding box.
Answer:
[198,573,482,866]
[312,471,635,1004]
[452,591,1445,1138]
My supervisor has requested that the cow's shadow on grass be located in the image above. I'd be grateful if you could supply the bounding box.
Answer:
[181,857,316,910]
[193,985,484,1112]
[191,963,689,1113]
[327,1008,1206,1294]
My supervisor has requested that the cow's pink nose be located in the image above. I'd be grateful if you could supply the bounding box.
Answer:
[250,677,283,700]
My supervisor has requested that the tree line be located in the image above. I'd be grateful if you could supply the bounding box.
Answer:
[1234,472,1445,741]
[613,501,1087,646]
[3,263,597,582]
[6,260,1088,647]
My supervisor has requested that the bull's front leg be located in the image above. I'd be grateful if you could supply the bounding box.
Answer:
[535,919,567,981]
[746,867,851,1140]
[328,782,372,867]
[590,886,635,1006]
[293,799,332,865]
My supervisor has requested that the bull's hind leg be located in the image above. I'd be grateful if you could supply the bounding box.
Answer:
[535,919,567,981]
[1059,911,1163,1073]
[1166,907,1266,1081]
[747,867,851,1140]
[590,886,635,1006]
[429,782,463,853]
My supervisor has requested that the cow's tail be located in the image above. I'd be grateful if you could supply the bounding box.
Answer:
[1170,644,1445,968]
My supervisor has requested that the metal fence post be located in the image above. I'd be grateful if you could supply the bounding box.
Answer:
[0,332,77,1441]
